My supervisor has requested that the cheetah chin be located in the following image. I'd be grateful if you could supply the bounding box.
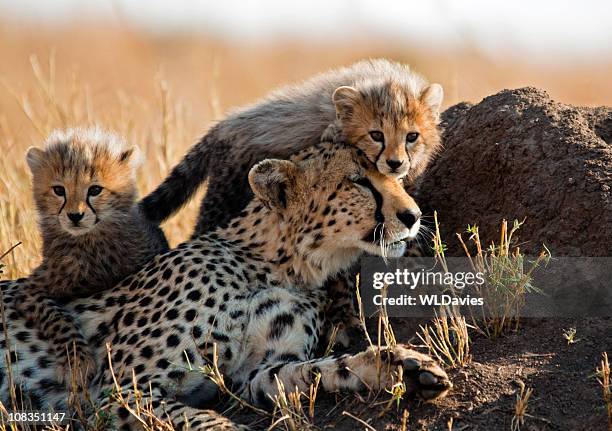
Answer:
[362,220,420,258]
[360,234,412,258]
[386,239,408,257]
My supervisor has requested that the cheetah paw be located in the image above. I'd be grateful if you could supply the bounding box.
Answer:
[383,345,452,401]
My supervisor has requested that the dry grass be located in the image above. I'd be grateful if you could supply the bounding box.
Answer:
[596,352,611,431]
[355,274,423,417]
[418,314,471,369]
[0,18,610,431]
[0,50,200,279]
[341,411,377,431]
[104,344,175,431]
[1,21,611,280]
[268,377,317,431]
[198,343,269,418]
[510,381,533,431]
[457,219,550,339]
[416,212,472,369]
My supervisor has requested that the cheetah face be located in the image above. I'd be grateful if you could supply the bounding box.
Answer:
[249,143,422,260]
[26,129,141,236]
[332,82,443,179]
[47,181,106,235]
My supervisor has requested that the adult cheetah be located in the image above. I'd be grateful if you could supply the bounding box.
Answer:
[140,59,443,236]
[0,142,451,430]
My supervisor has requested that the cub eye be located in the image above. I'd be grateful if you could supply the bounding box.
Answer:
[369,131,384,143]
[406,132,420,144]
[88,185,103,196]
[52,186,65,197]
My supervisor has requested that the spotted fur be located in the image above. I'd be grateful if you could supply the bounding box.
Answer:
[13,127,168,383]
[139,59,443,236]
[1,142,450,430]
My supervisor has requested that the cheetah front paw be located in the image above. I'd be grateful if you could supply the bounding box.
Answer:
[383,345,452,401]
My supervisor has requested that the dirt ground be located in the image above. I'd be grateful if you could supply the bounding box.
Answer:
[231,317,610,430]
[418,87,611,257]
[230,88,611,430]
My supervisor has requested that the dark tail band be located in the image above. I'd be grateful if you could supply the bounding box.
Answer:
[139,130,215,224]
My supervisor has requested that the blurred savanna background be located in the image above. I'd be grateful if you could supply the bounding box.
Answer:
[1,0,611,278]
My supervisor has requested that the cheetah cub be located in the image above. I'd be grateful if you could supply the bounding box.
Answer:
[17,127,168,382]
[140,58,443,235]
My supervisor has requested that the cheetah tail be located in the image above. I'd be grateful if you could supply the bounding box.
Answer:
[138,128,216,224]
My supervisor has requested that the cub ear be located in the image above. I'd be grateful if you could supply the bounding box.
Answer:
[118,145,143,170]
[26,147,45,174]
[332,86,362,118]
[420,83,444,121]
[248,159,298,210]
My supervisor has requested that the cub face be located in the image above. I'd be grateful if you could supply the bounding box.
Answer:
[249,144,422,259]
[332,81,443,180]
[26,128,141,236]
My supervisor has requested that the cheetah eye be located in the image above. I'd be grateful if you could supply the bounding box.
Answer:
[406,132,420,144]
[369,131,384,143]
[52,186,65,197]
[88,185,103,196]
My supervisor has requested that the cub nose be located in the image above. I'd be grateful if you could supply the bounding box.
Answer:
[68,212,85,224]
[386,159,404,170]
[397,210,421,229]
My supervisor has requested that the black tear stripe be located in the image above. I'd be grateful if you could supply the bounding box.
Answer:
[357,178,386,243]
[86,196,97,215]
[373,137,386,166]
[58,196,67,215]
[86,196,99,223]
[355,178,384,223]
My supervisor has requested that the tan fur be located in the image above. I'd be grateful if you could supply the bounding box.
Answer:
[139,59,444,238]
[16,127,167,382]
[238,143,422,287]
[1,142,450,430]
[27,128,140,255]
[331,78,442,182]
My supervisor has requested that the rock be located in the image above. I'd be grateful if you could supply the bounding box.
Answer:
[418,87,612,256]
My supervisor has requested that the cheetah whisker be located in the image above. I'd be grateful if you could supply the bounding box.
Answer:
[373,222,388,261]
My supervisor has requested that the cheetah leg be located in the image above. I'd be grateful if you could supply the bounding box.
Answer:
[324,271,360,348]
[244,344,452,409]
[325,242,425,349]
[110,387,247,431]
[14,288,95,384]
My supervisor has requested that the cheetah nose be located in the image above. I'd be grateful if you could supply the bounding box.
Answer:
[68,212,85,224]
[397,210,421,229]
[386,159,404,170]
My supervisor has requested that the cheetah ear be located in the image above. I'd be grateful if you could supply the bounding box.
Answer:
[248,159,298,210]
[26,147,45,174]
[332,86,362,119]
[420,83,444,121]
[118,146,143,170]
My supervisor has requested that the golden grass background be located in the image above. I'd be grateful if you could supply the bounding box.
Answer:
[1,21,611,279]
